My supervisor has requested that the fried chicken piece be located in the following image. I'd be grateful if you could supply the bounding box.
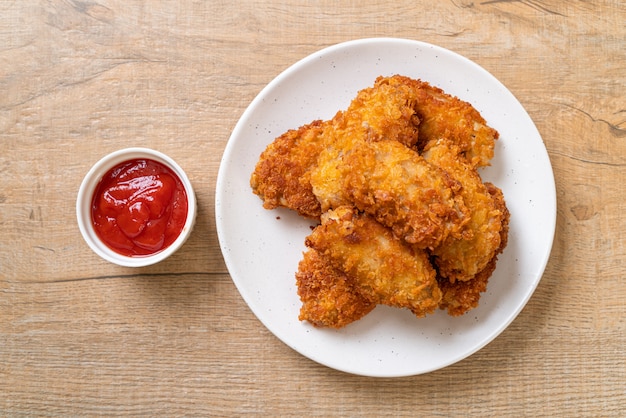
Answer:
[311,139,469,249]
[307,76,423,216]
[357,74,498,168]
[250,76,423,219]
[438,183,510,315]
[305,206,441,317]
[327,75,423,148]
[392,75,500,168]
[250,120,327,219]
[423,139,508,281]
[296,249,376,328]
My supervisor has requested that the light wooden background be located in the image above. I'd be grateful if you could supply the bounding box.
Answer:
[1,1,624,416]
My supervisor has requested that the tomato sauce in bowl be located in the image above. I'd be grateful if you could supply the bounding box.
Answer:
[77,148,196,267]
[91,158,188,257]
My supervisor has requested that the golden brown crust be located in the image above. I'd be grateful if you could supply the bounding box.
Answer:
[296,249,376,328]
[250,75,499,220]
[424,139,506,282]
[402,75,499,168]
[437,183,510,316]
[250,75,427,219]
[338,140,469,249]
[331,75,423,147]
[311,139,470,249]
[305,207,441,317]
[250,120,326,219]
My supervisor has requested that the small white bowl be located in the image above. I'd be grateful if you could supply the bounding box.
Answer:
[76,147,197,267]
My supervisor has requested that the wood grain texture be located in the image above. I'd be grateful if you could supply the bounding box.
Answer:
[1,0,624,416]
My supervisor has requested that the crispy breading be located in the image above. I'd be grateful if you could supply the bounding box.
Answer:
[250,75,423,218]
[311,139,469,249]
[423,138,507,281]
[250,75,498,219]
[250,120,327,219]
[438,183,510,315]
[351,74,498,168]
[297,181,510,322]
[305,206,441,317]
[326,75,423,148]
[296,249,376,328]
[391,75,499,168]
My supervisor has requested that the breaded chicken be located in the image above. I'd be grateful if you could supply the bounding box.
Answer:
[250,75,498,219]
[250,75,423,218]
[305,206,441,317]
[393,75,499,168]
[438,183,510,315]
[296,249,376,328]
[251,74,509,325]
[298,183,510,322]
[311,139,469,249]
[325,75,423,148]
[363,75,498,168]
[250,120,327,219]
[423,139,507,281]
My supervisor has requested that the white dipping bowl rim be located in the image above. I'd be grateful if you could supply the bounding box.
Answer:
[76,147,197,267]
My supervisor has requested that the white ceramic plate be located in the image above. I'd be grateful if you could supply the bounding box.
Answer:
[215,38,556,377]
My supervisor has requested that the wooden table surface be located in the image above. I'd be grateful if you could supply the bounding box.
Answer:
[1,1,624,415]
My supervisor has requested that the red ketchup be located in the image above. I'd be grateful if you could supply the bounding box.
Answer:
[91,159,188,257]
